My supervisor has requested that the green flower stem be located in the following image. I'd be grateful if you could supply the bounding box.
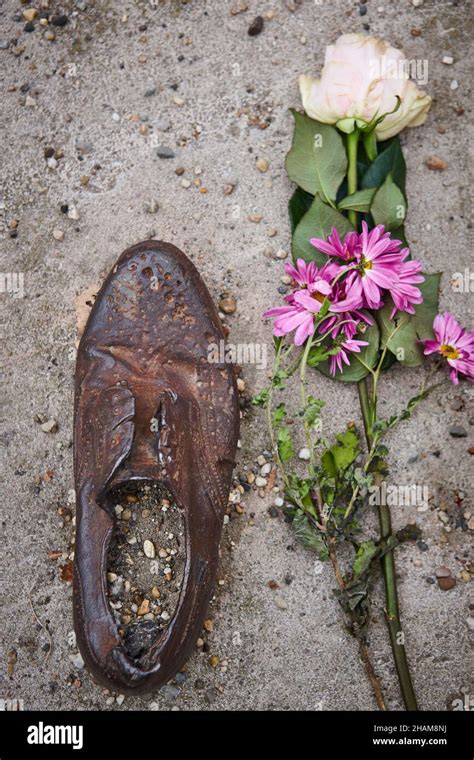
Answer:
[357,377,419,712]
[346,129,360,226]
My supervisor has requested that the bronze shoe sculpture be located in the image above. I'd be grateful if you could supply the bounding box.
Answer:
[73,241,239,694]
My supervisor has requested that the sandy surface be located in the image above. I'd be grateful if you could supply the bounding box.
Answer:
[1,0,472,712]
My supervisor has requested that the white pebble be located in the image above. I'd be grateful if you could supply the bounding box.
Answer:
[256,455,267,466]
[116,694,125,706]
[276,249,288,260]
[260,463,272,476]
[255,476,267,488]
[442,55,454,65]
[112,112,120,122]
[298,448,311,461]
[143,539,155,558]
[450,80,459,90]
[274,497,284,507]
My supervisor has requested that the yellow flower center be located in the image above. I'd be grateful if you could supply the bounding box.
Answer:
[439,344,459,360]
[359,255,372,276]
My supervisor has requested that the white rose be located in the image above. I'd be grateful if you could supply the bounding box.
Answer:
[299,33,431,141]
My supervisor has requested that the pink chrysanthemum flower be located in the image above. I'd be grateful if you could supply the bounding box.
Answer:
[389,254,425,318]
[421,312,474,385]
[263,260,342,346]
[284,258,319,289]
[329,337,369,376]
[310,227,359,262]
[312,222,424,316]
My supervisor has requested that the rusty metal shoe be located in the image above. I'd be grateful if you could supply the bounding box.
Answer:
[73,241,239,695]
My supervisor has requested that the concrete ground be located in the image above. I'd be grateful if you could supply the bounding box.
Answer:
[1,0,472,712]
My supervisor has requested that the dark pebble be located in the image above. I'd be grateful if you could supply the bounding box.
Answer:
[268,506,279,518]
[175,671,188,684]
[248,16,264,36]
[363,23,370,30]
[277,285,288,295]
[51,15,68,27]
[449,425,467,438]
[60,204,69,214]
[144,87,157,97]
[156,145,175,159]
[426,576,435,584]
[19,83,30,93]
[24,22,35,33]
[194,679,205,690]
[44,146,55,159]
[417,540,429,552]
[431,450,441,458]
[359,4,367,15]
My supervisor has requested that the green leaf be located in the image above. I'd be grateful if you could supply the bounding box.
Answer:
[251,388,269,406]
[353,540,379,579]
[293,511,328,560]
[361,138,406,195]
[292,194,353,264]
[376,273,441,367]
[371,173,406,230]
[272,402,286,425]
[288,187,314,234]
[316,319,380,383]
[303,395,325,429]
[321,428,360,477]
[285,111,347,201]
[277,426,294,463]
[338,188,376,213]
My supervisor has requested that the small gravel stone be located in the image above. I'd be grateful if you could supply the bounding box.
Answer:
[156,145,175,159]
[68,206,80,221]
[442,55,454,65]
[41,418,58,433]
[70,652,84,670]
[276,249,288,260]
[466,616,474,632]
[256,455,267,466]
[260,463,272,476]
[448,425,467,438]
[426,156,448,171]
[116,694,125,706]
[159,684,181,700]
[52,229,64,241]
[218,294,237,314]
[0,39,9,50]
[248,16,264,36]
[437,576,456,591]
[51,15,68,27]
[274,497,284,508]
[23,9,38,21]
[143,539,155,559]
[255,476,267,488]
[274,596,287,610]
[256,158,269,172]
[298,448,311,461]
[435,566,451,578]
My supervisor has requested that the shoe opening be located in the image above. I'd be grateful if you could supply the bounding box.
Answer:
[105,480,185,663]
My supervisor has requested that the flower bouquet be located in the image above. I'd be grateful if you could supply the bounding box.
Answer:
[256,34,473,710]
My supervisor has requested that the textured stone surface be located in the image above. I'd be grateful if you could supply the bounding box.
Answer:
[1,0,472,712]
